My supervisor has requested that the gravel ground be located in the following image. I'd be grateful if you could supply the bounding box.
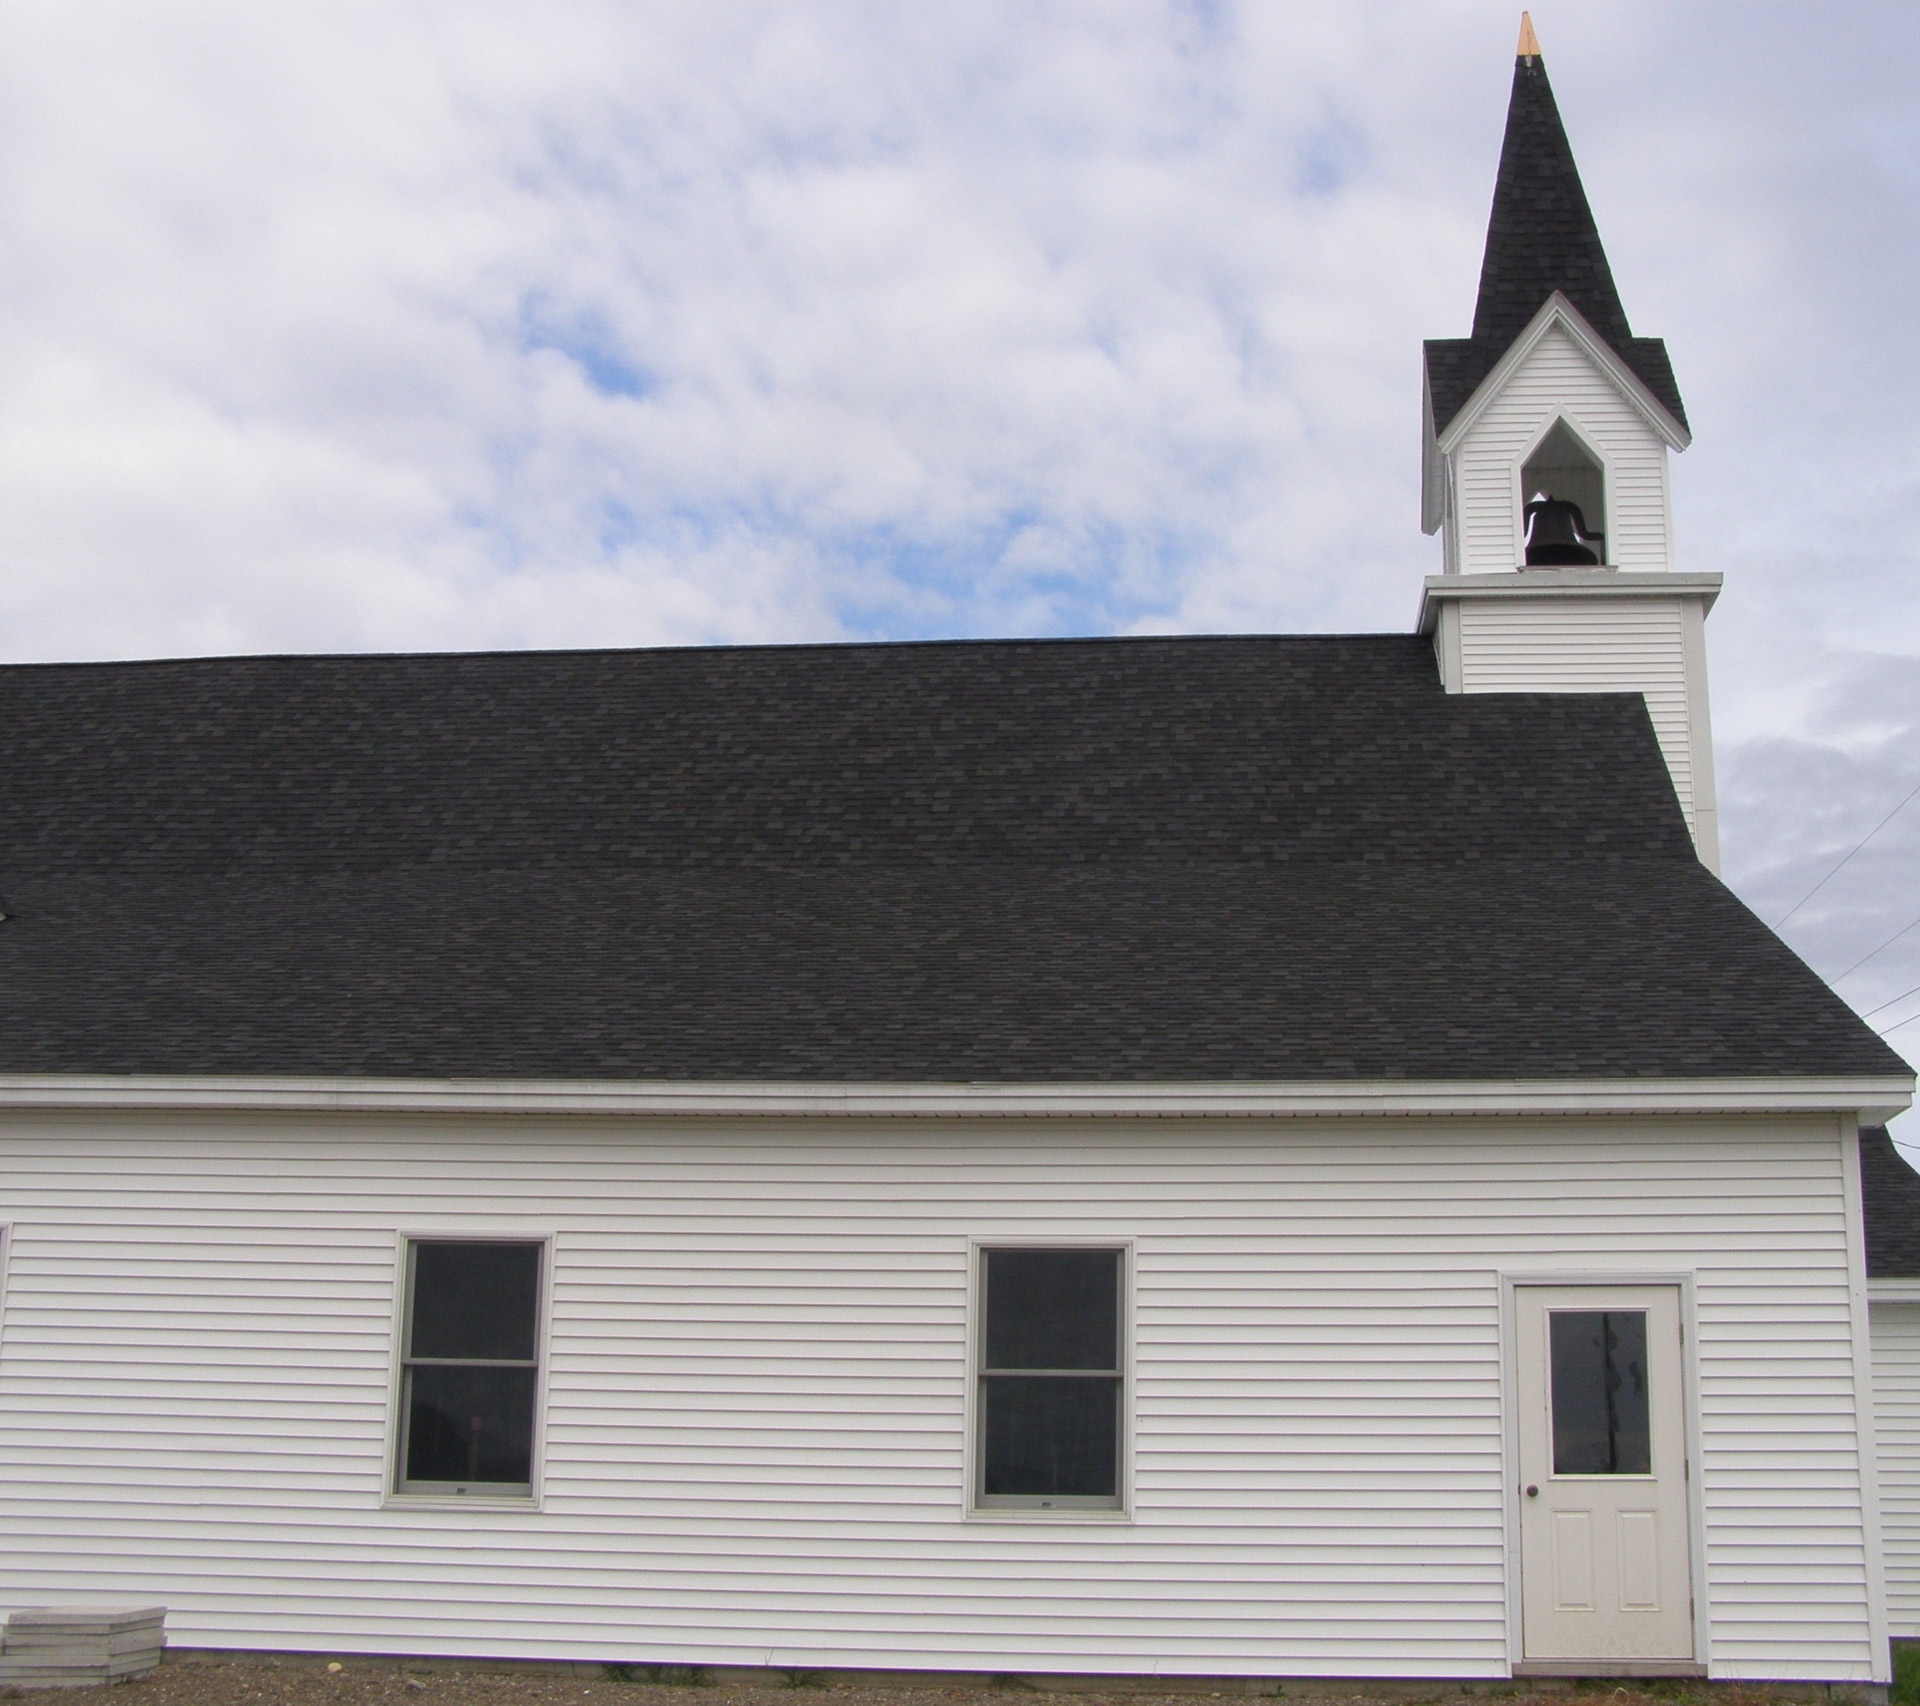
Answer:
[27,1664,1797,1706]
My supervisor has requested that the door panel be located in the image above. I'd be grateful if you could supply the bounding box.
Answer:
[1517,1284,1693,1661]
[1618,1512,1660,1611]
[1552,1511,1593,1610]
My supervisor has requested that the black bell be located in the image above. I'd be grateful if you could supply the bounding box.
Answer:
[1523,497,1604,566]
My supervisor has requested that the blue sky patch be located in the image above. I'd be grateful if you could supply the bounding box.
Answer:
[517,295,655,400]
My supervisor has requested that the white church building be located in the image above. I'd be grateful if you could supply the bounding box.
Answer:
[2,21,1917,1691]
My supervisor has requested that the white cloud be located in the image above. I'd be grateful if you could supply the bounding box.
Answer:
[0,0,1485,654]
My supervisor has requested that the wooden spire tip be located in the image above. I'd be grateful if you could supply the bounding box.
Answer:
[1517,12,1542,59]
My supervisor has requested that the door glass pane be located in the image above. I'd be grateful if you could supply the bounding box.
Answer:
[1550,1309,1651,1475]
[404,1365,538,1484]
[981,1375,1119,1496]
[410,1242,540,1361]
[983,1249,1118,1371]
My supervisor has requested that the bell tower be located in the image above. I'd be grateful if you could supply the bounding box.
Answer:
[1416,15,1723,869]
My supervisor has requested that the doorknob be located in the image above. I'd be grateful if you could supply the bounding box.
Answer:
[1526,1485,1539,1498]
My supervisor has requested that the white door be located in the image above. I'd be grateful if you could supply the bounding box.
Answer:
[1515,1285,1694,1662]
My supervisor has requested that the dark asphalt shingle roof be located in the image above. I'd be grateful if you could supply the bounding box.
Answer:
[1864,1126,1920,1278]
[0,635,1902,1084]
[1425,53,1688,438]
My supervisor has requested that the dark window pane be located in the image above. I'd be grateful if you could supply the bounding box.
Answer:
[404,1365,537,1484]
[984,1249,1119,1371]
[410,1243,540,1361]
[982,1375,1119,1497]
[1550,1310,1651,1475]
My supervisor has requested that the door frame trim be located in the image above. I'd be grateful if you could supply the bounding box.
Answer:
[1499,1271,1708,1674]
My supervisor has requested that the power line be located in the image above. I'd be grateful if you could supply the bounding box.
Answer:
[1865,979,1920,1024]
[1877,1008,1920,1039]
[1831,911,1920,983]
[1775,775,1920,930]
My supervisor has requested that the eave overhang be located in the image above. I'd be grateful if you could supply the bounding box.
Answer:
[1432,291,1692,456]
[0,1073,1907,1125]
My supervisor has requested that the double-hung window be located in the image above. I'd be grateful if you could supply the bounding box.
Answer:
[395,1239,543,1497]
[975,1246,1126,1511]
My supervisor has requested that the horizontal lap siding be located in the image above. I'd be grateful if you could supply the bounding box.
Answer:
[1873,1300,1920,1638]
[1456,597,1694,827]
[0,1115,1870,1680]
[1456,324,1671,576]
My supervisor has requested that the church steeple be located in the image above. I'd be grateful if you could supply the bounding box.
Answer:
[1416,17,1722,871]
[1423,19,1687,447]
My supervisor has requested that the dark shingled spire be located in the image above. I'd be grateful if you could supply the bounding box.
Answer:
[1471,48,1632,352]
[1425,27,1687,437]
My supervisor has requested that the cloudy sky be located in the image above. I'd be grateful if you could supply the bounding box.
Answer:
[2,1,1916,1141]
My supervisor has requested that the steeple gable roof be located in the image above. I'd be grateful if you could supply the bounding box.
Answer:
[1425,27,1687,437]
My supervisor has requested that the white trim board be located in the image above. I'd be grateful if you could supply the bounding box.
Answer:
[0,1074,1907,1122]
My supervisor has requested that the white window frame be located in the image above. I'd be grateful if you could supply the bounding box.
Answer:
[966,1238,1133,1520]
[385,1231,553,1509]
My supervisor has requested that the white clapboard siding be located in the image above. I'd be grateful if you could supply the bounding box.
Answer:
[0,1113,1875,1681]
[1453,323,1671,576]
[1873,1300,1920,1638]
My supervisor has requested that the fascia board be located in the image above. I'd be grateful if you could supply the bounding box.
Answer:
[1416,570,1724,635]
[1434,293,1692,455]
[0,1073,1907,1122]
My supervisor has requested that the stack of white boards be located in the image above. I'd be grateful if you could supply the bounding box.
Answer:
[0,1606,166,1688]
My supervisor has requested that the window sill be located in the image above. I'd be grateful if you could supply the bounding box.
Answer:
[383,1492,541,1513]
[966,1505,1132,1524]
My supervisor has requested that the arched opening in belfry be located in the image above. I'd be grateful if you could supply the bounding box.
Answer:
[1521,419,1607,566]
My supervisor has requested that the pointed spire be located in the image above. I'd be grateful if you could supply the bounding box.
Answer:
[1470,33,1633,353]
